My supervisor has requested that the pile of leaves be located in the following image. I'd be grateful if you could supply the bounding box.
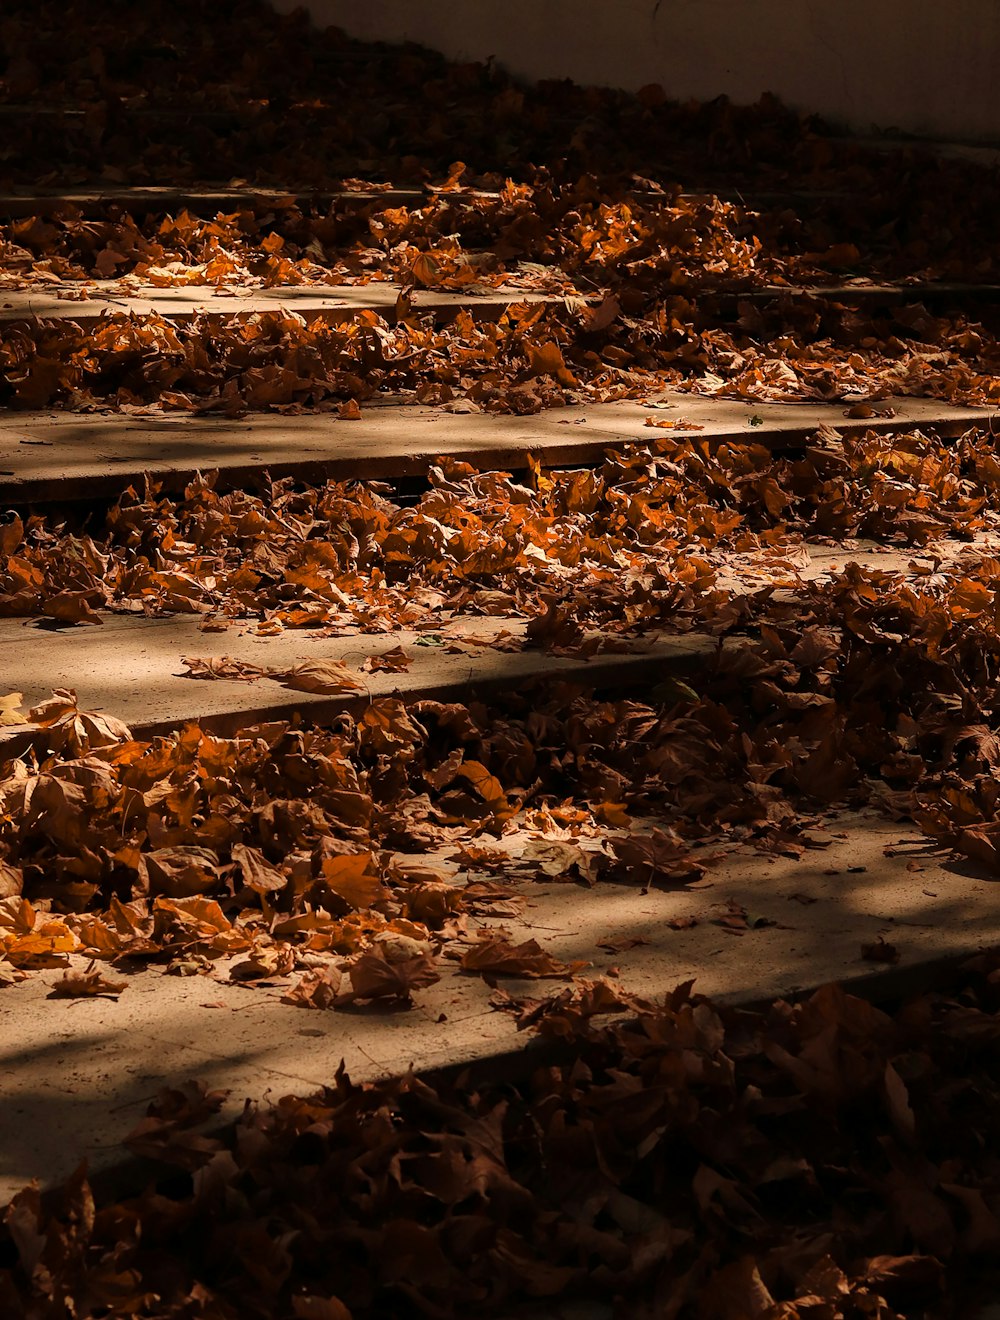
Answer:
[6,967,1000,1317]
[4,568,1000,998]
[0,647,857,992]
[3,293,1000,413]
[5,7,1000,1316]
[2,427,1000,632]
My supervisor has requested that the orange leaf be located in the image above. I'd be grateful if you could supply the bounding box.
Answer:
[49,964,128,998]
[320,854,383,910]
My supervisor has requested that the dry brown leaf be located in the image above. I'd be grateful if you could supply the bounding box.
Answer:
[230,943,296,982]
[146,847,221,899]
[49,962,128,999]
[182,656,266,682]
[597,933,651,954]
[320,854,384,910]
[643,416,705,431]
[27,689,80,728]
[861,937,901,965]
[0,957,26,986]
[460,933,585,980]
[41,592,104,626]
[277,659,365,694]
[281,966,342,1008]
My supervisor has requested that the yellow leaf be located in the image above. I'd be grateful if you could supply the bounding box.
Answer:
[0,693,27,727]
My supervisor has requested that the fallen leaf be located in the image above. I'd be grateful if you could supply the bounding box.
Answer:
[460,933,584,980]
[49,963,128,998]
[231,843,287,895]
[281,966,342,1009]
[277,659,365,694]
[0,692,27,727]
[861,937,900,965]
[339,947,441,1004]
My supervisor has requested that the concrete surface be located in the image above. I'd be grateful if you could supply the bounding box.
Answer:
[0,280,562,326]
[0,394,992,501]
[0,185,859,220]
[0,617,718,747]
[0,186,428,218]
[1,810,997,1199]
[271,0,1000,142]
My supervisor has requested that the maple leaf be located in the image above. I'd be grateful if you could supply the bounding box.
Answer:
[41,591,104,626]
[362,645,412,673]
[1,917,77,968]
[610,830,707,886]
[643,416,704,431]
[124,1081,228,1168]
[27,690,80,728]
[454,761,508,809]
[861,936,900,965]
[230,943,296,982]
[320,854,384,911]
[146,847,222,899]
[524,340,577,387]
[525,598,585,651]
[182,656,266,682]
[153,896,250,955]
[597,934,651,954]
[583,293,621,333]
[519,839,602,885]
[338,946,441,1005]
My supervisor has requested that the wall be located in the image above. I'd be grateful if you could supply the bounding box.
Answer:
[270,0,1000,142]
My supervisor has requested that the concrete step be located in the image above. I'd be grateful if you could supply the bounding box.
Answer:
[1,807,994,1202]
[0,393,990,502]
[3,278,999,330]
[0,281,566,327]
[0,533,988,752]
[0,185,428,218]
